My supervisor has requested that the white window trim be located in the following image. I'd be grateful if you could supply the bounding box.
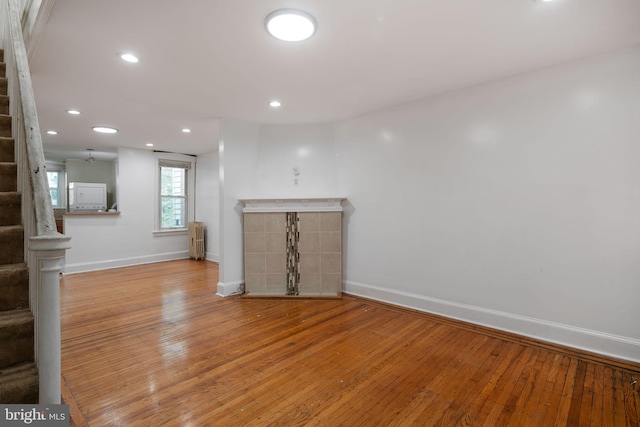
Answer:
[153,152,195,236]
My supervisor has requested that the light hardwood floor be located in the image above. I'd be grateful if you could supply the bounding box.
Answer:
[60,260,639,426]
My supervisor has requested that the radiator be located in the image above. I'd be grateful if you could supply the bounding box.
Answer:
[188,222,205,261]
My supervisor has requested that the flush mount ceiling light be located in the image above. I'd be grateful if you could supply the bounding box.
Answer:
[119,52,139,63]
[269,100,282,108]
[92,126,118,134]
[265,9,317,42]
[146,143,154,147]
[181,128,191,133]
[67,109,81,115]
[46,130,58,135]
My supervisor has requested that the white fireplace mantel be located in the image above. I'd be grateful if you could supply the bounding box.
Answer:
[239,197,346,213]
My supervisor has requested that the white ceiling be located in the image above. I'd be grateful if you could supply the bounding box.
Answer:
[29,0,640,159]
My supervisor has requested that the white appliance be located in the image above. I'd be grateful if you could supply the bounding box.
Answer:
[68,182,107,211]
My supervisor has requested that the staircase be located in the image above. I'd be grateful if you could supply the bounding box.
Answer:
[0,48,39,404]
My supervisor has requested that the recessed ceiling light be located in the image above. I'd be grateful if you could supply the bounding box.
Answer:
[47,130,58,135]
[119,53,139,63]
[67,109,81,115]
[92,126,118,134]
[182,128,191,133]
[265,9,317,42]
[269,100,282,108]
[146,143,154,147]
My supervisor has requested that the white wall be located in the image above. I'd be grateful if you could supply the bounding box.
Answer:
[195,150,220,261]
[216,122,338,295]
[64,147,190,272]
[217,120,260,295]
[334,47,640,361]
[254,124,339,198]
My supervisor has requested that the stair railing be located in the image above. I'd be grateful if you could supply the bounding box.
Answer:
[2,0,70,405]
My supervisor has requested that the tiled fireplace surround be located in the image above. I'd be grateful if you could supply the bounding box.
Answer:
[241,198,344,297]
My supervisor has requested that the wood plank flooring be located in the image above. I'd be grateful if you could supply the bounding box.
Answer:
[60,260,640,426]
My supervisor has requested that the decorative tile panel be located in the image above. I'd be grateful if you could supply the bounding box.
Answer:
[286,212,300,295]
[242,199,344,297]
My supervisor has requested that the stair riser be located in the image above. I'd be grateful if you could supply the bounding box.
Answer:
[0,77,7,97]
[0,163,17,192]
[0,226,24,264]
[0,138,14,163]
[0,266,28,311]
[0,95,8,115]
[0,114,11,137]
[0,318,34,368]
[0,204,21,226]
[0,192,21,226]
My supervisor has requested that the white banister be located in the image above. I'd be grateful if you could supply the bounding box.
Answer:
[2,0,70,404]
[7,0,55,235]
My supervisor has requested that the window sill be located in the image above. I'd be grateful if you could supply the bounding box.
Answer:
[64,211,121,216]
[153,229,188,237]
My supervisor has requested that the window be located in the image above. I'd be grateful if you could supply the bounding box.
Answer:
[158,159,193,231]
[46,168,66,208]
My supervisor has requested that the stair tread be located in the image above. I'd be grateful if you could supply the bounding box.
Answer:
[0,361,38,404]
[0,191,21,199]
[0,263,28,282]
[0,308,33,327]
[0,224,23,229]
[0,263,27,273]
[0,361,37,379]
[0,263,28,283]
[0,224,23,233]
[0,362,38,391]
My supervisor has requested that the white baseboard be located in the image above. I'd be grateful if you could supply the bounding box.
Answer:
[217,280,244,297]
[206,252,220,263]
[344,280,640,364]
[64,251,189,274]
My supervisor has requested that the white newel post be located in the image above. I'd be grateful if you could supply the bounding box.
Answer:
[29,232,71,404]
